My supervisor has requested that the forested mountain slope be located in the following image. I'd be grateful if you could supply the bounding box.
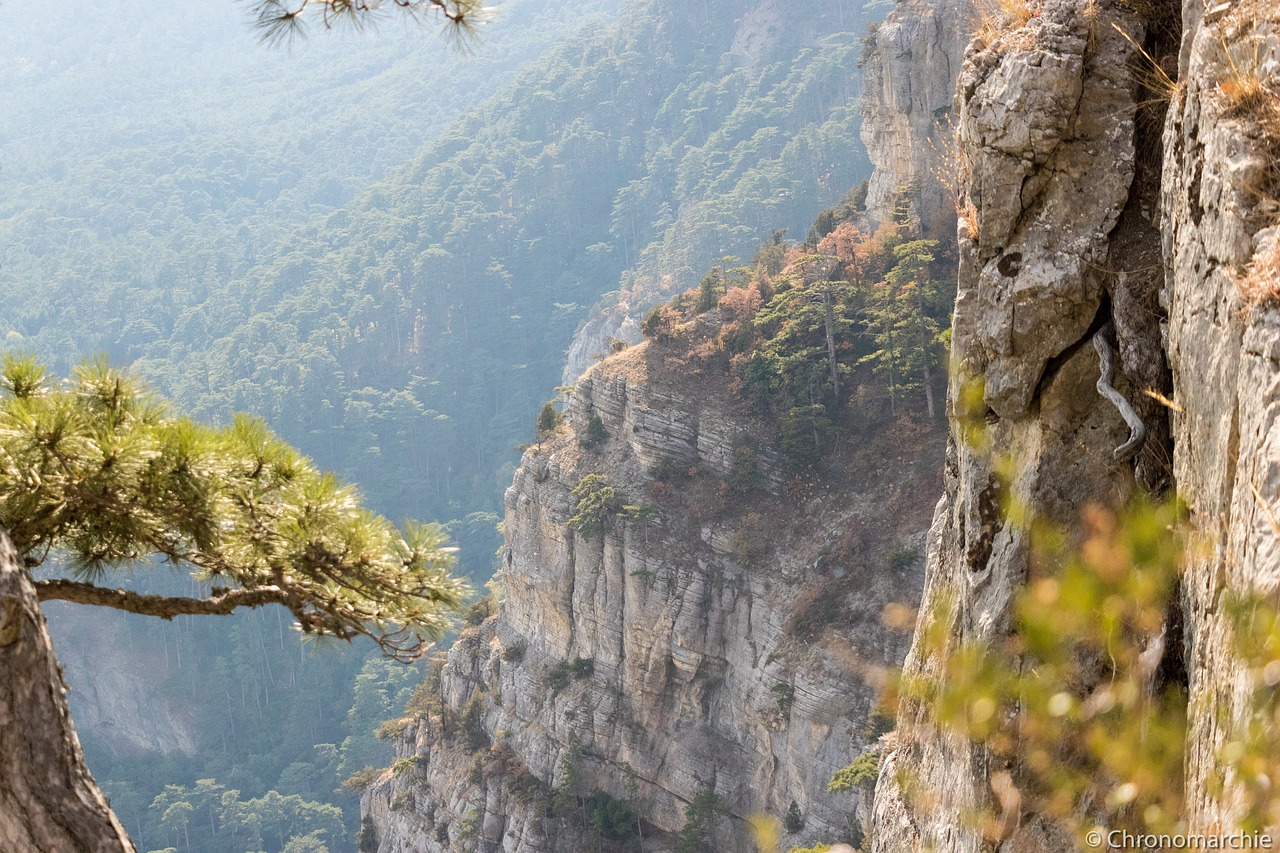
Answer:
[363,226,952,851]
[2,0,882,553]
[1,0,889,849]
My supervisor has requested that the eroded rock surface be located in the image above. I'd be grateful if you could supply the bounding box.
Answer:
[875,0,1280,849]
[365,337,941,852]
[1163,0,1280,833]
[859,0,973,234]
[872,2,1168,850]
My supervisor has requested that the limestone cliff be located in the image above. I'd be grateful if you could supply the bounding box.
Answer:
[873,0,1280,849]
[1162,0,1280,833]
[858,0,973,234]
[364,322,943,852]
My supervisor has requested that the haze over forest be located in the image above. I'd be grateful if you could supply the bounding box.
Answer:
[0,0,884,848]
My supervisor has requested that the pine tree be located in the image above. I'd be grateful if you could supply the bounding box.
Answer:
[0,356,471,851]
[860,240,944,415]
[0,356,467,660]
[536,401,560,436]
[249,0,488,47]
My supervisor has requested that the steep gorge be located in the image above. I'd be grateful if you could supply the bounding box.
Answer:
[363,320,943,851]
[362,0,1280,850]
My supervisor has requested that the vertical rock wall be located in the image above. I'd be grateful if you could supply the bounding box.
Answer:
[875,0,1280,848]
[871,1,1169,850]
[1163,0,1280,834]
[859,0,973,234]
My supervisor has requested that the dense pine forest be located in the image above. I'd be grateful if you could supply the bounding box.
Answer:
[0,0,889,849]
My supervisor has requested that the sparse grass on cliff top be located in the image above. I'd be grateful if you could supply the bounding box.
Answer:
[971,0,1037,50]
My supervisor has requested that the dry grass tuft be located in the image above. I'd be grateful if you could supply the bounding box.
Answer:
[1218,27,1280,123]
[1216,16,1280,306]
[1113,22,1180,98]
[972,0,1037,49]
[925,118,978,241]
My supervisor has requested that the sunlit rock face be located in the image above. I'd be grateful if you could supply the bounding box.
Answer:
[365,332,942,852]
[873,0,1280,850]
[859,0,973,237]
[1162,0,1280,835]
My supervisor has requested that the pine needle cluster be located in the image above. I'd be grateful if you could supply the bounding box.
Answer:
[0,354,468,660]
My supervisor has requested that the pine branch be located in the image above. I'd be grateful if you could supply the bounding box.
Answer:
[35,579,294,619]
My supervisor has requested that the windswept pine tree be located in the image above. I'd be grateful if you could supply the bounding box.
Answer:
[0,355,468,851]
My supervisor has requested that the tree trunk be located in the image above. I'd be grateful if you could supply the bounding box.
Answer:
[923,359,936,420]
[0,531,136,853]
[821,287,840,396]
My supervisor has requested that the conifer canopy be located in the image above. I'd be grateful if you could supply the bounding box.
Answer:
[0,355,468,661]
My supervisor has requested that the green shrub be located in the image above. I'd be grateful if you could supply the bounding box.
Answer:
[376,718,411,740]
[464,595,495,626]
[650,456,692,483]
[580,414,607,448]
[783,800,803,833]
[568,474,625,540]
[679,787,725,853]
[461,690,490,752]
[888,548,918,573]
[391,756,419,777]
[586,791,638,840]
[728,437,764,493]
[828,752,879,793]
[641,304,679,340]
[342,766,380,792]
[536,401,562,435]
[772,682,795,713]
[358,813,378,853]
[545,661,571,694]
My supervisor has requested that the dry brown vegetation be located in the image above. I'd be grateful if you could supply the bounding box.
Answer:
[972,0,1037,50]
[1217,12,1280,306]
[1237,234,1280,307]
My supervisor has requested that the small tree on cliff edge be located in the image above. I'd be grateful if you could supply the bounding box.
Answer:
[0,356,469,851]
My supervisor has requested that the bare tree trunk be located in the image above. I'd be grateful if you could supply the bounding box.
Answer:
[821,286,840,396]
[0,531,136,853]
[923,359,936,420]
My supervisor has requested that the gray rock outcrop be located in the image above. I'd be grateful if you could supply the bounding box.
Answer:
[365,336,941,852]
[874,0,1280,849]
[859,0,973,235]
[1163,0,1280,834]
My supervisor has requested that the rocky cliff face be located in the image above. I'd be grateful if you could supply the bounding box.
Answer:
[1163,0,1280,833]
[873,0,1280,849]
[858,0,972,234]
[872,3,1162,847]
[364,326,942,851]
[44,604,200,760]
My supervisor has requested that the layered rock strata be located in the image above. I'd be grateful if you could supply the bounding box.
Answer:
[365,335,941,852]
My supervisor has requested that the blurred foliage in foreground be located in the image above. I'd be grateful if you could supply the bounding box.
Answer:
[891,495,1280,842]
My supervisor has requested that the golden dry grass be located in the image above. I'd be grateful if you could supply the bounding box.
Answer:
[972,0,1037,49]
